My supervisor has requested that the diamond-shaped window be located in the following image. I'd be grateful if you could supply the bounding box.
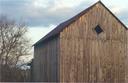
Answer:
[94,25,103,34]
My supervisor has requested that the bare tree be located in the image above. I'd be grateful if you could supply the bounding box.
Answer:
[0,16,31,81]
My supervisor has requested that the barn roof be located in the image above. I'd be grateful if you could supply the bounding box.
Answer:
[34,1,128,46]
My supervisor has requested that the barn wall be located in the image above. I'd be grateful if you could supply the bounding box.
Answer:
[60,3,128,82]
[125,32,128,82]
[33,36,59,82]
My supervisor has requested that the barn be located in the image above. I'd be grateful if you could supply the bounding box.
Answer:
[32,1,128,82]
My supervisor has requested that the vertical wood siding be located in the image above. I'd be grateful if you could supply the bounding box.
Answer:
[33,36,59,82]
[60,3,128,82]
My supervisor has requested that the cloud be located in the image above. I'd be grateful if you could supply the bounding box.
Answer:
[0,0,128,27]
[24,0,95,27]
[117,9,128,27]
[0,0,98,27]
[109,5,128,27]
[27,25,55,43]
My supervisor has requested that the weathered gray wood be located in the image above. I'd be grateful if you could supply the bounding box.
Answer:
[33,36,59,82]
[59,2,127,82]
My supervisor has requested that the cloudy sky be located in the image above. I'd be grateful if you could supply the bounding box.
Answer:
[0,0,128,44]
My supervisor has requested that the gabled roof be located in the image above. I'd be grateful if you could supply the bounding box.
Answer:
[34,1,127,46]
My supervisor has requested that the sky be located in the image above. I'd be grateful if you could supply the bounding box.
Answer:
[0,0,128,44]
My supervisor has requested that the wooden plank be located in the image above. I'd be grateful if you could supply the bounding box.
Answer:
[59,2,127,82]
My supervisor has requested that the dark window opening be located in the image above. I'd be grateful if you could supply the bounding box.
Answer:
[94,25,103,34]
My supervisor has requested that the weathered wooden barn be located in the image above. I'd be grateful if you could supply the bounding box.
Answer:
[33,1,128,82]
